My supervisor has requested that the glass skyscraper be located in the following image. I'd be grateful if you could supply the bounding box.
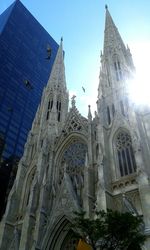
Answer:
[0,0,59,161]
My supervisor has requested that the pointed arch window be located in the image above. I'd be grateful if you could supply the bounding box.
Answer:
[114,60,122,81]
[57,100,61,122]
[107,106,111,125]
[115,131,136,177]
[112,104,115,117]
[46,99,53,120]
[59,141,87,205]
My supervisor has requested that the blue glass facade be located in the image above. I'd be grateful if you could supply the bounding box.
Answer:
[0,0,59,160]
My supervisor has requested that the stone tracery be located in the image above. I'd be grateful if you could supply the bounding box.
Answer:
[115,131,136,177]
[59,140,87,204]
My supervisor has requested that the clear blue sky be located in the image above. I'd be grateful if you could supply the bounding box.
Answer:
[0,0,150,116]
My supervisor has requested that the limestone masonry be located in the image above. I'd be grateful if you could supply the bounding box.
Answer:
[0,7,150,250]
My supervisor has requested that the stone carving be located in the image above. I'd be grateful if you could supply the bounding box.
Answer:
[71,95,76,108]
[1,9,150,250]
[122,193,138,215]
[59,141,87,205]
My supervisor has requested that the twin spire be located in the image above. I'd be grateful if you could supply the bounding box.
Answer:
[47,5,127,89]
[47,38,67,90]
[47,4,126,89]
[104,5,127,56]
[46,6,130,115]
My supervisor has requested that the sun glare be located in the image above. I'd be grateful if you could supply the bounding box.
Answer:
[127,42,150,107]
[127,71,150,106]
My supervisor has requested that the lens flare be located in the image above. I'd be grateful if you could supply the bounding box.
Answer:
[127,42,150,107]
[127,72,150,106]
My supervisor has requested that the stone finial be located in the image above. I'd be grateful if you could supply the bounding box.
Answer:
[105,4,108,10]
[71,95,76,108]
[88,105,92,120]
[100,50,103,62]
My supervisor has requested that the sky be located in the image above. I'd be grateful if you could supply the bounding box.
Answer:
[0,0,150,117]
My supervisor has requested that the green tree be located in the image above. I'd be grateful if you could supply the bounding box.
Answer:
[72,210,146,250]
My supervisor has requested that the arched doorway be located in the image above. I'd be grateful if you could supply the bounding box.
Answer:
[60,230,78,250]
[44,216,79,250]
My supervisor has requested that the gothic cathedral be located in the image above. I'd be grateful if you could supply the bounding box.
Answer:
[0,6,150,250]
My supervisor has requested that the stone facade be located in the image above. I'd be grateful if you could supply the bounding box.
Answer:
[0,7,150,250]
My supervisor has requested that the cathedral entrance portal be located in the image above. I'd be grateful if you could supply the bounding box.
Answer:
[60,230,78,250]
[45,216,79,250]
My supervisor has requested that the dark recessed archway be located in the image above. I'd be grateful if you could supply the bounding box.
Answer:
[44,215,79,250]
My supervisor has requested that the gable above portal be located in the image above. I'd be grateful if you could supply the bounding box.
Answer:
[55,106,88,149]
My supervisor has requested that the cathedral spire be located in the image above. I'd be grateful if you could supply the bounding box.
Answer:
[42,38,69,127]
[98,7,135,127]
[47,38,67,89]
[104,6,127,56]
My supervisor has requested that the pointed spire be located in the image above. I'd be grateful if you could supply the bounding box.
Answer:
[47,38,67,89]
[88,105,92,121]
[104,6,126,56]
[105,4,108,10]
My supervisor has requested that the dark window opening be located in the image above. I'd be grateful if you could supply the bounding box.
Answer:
[46,111,49,120]
[96,144,99,159]
[58,112,60,122]
[114,61,122,81]
[107,106,111,125]
[112,104,115,117]
[57,101,59,110]
[94,131,97,140]
[50,100,53,109]
[48,101,51,110]
[57,100,61,122]
[115,131,136,177]
[126,147,132,174]
[59,102,61,111]
[118,150,123,176]
[46,99,53,120]
[122,150,128,175]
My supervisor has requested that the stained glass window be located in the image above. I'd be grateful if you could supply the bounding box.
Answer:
[59,141,87,204]
[63,142,87,168]
[115,131,136,177]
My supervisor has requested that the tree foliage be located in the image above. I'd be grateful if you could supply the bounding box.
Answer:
[72,210,146,250]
